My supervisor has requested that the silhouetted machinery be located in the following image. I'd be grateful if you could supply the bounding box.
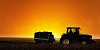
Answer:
[34,32,55,43]
[60,27,96,44]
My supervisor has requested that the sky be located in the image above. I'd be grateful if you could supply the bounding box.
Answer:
[0,0,100,39]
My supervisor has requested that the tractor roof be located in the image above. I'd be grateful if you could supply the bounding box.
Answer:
[67,27,80,29]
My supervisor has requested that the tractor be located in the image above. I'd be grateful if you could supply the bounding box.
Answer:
[60,27,96,44]
[34,31,55,44]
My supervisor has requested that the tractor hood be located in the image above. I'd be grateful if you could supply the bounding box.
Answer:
[79,34,92,37]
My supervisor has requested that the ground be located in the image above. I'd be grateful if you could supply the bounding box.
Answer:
[0,39,100,50]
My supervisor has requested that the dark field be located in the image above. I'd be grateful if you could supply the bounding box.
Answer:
[0,38,100,50]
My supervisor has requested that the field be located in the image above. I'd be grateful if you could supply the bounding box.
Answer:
[0,38,100,50]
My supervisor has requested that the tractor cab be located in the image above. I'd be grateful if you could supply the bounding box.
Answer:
[67,27,80,35]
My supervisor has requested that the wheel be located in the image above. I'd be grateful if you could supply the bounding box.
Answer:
[82,41,87,44]
[61,39,69,45]
[87,40,96,44]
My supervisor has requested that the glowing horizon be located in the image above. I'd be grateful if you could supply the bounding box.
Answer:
[0,0,100,39]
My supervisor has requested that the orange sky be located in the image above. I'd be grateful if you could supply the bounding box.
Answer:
[0,0,100,39]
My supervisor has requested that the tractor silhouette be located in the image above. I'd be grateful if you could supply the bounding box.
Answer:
[34,32,55,44]
[60,27,96,44]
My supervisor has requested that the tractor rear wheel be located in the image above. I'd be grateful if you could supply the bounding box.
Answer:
[61,39,69,45]
[82,41,87,44]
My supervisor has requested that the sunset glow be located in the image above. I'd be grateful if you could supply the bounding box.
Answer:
[0,0,100,39]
